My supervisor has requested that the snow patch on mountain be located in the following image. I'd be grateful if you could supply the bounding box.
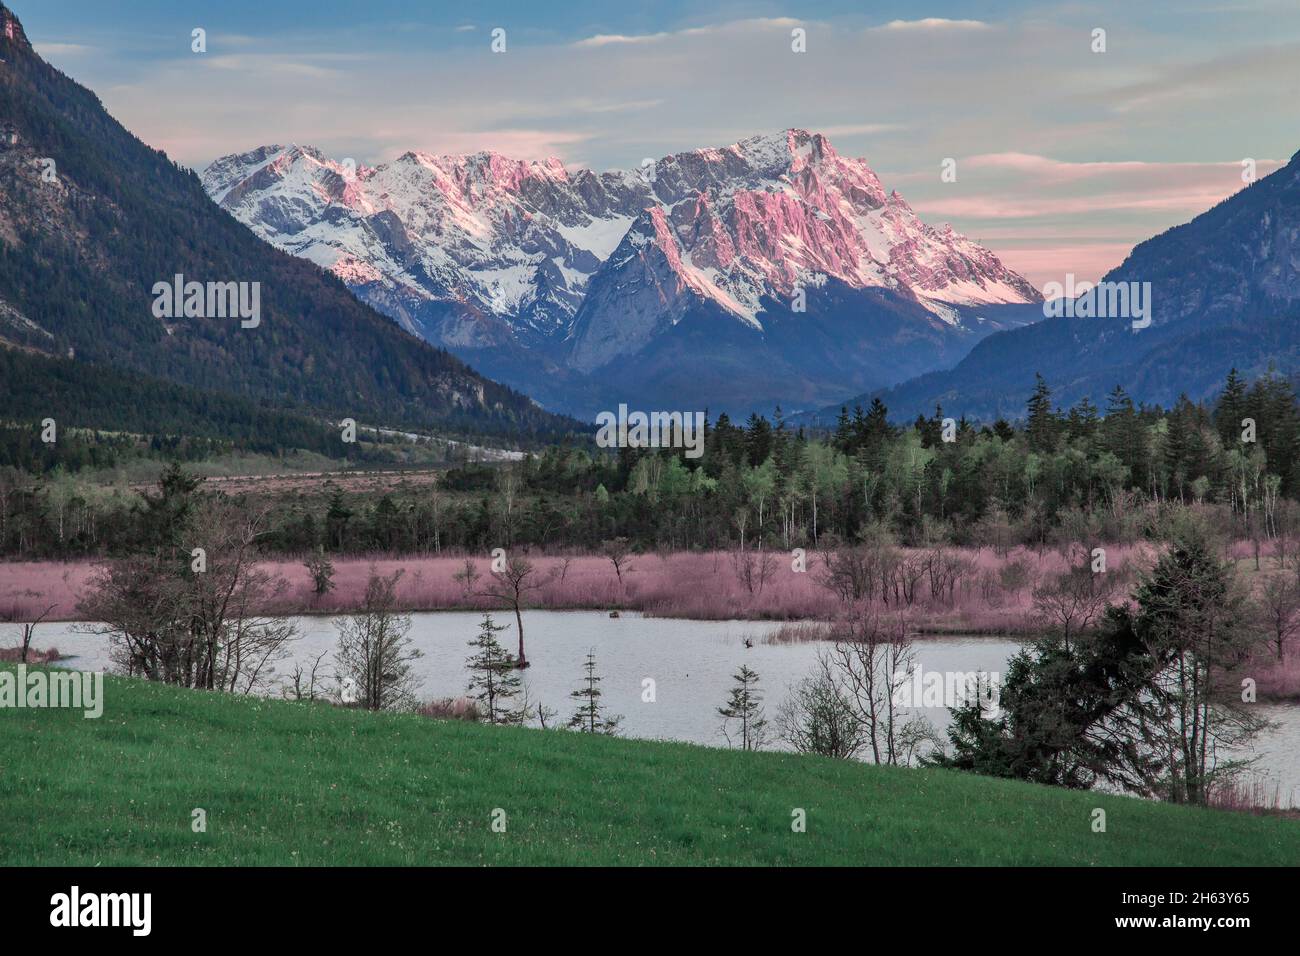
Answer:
[202,129,1040,355]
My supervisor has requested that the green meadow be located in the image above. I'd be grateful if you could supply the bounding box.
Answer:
[2,666,1297,866]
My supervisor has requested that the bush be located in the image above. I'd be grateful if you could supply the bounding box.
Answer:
[418,697,482,721]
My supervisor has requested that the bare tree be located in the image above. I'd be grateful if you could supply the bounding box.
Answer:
[776,652,867,758]
[496,468,520,544]
[81,496,297,693]
[453,558,481,596]
[603,538,634,586]
[304,547,335,597]
[1256,572,1300,660]
[826,610,914,765]
[333,569,421,711]
[283,650,330,702]
[817,544,874,603]
[477,554,551,667]
[730,548,778,595]
[19,603,57,664]
[188,499,294,692]
[1031,562,1117,649]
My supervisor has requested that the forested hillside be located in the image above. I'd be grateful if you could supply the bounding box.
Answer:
[0,3,576,440]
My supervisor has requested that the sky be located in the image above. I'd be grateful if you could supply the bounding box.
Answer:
[17,0,1300,287]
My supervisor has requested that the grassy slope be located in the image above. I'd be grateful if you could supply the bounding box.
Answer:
[2,668,1297,866]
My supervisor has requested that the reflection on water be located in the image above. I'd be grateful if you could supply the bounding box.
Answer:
[6,611,1297,805]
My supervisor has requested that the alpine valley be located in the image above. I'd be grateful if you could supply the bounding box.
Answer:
[203,130,1043,418]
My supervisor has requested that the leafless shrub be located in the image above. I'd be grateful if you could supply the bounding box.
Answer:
[1256,572,1300,661]
[824,610,917,765]
[333,569,421,711]
[283,650,330,702]
[81,499,298,694]
[776,652,868,759]
[731,548,778,595]
[419,696,483,721]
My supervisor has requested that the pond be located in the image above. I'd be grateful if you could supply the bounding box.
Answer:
[7,611,1298,806]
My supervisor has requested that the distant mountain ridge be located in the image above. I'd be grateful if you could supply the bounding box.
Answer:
[204,130,1042,417]
[0,2,575,442]
[815,150,1300,423]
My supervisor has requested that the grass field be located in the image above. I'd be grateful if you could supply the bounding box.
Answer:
[2,666,1298,866]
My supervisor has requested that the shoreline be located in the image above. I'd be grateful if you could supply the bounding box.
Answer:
[1,548,1060,631]
[4,546,1296,701]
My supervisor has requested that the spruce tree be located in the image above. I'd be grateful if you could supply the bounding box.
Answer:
[833,406,853,454]
[1214,367,1248,449]
[1025,374,1058,453]
[718,664,768,750]
[567,649,621,734]
[465,614,523,724]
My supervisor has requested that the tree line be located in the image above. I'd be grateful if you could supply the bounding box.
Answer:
[4,369,1297,561]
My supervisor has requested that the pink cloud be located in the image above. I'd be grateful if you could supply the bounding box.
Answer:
[994,244,1138,288]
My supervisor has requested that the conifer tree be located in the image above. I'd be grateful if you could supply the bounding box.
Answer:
[1214,367,1248,449]
[1025,374,1058,453]
[465,614,523,724]
[567,649,621,734]
[718,664,767,750]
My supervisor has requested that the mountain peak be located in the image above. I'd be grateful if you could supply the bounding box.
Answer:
[204,129,1041,413]
[206,129,1040,333]
[703,128,840,174]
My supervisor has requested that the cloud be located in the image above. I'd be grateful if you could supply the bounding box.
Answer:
[573,18,802,48]
[574,31,675,48]
[817,123,907,137]
[578,99,664,115]
[375,129,593,161]
[996,244,1138,287]
[882,150,1280,227]
[1103,43,1300,114]
[872,18,991,32]
[904,154,1286,281]
[45,3,1299,288]
[202,54,348,79]
[33,42,95,57]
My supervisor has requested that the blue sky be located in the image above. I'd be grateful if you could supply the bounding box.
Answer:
[18,0,1300,284]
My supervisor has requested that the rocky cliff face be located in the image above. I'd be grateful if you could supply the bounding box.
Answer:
[205,129,1042,415]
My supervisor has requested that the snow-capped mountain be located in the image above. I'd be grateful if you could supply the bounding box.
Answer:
[204,130,1042,416]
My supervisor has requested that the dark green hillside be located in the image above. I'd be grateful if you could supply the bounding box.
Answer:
[0,3,576,441]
